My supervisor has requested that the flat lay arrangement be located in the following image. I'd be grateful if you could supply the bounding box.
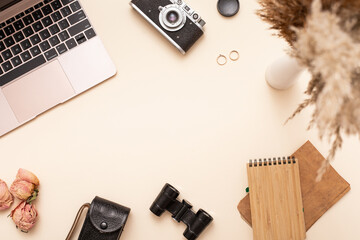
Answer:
[0,0,359,240]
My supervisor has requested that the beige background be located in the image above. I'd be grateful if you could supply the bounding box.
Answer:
[0,0,359,239]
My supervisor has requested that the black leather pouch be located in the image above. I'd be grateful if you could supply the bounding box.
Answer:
[66,196,131,240]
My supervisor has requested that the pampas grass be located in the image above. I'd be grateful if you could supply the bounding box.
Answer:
[258,0,360,180]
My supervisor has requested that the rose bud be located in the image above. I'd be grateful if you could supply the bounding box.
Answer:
[0,179,14,210]
[10,201,38,232]
[10,169,40,200]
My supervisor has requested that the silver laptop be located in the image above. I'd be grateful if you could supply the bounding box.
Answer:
[0,0,116,137]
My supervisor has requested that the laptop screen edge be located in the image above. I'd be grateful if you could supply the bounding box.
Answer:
[0,0,22,12]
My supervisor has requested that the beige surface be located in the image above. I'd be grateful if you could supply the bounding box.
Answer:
[247,160,305,240]
[0,0,359,239]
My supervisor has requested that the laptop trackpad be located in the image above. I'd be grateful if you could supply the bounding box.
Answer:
[2,60,75,123]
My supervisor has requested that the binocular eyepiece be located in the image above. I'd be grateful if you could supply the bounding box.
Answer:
[150,183,213,240]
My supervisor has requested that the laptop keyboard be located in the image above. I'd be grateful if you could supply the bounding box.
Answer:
[0,0,97,87]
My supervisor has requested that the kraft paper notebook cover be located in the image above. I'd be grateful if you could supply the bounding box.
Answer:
[247,157,306,240]
[238,141,351,231]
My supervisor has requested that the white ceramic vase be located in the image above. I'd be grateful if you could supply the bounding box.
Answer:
[265,54,305,90]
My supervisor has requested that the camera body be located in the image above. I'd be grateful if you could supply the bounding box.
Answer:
[131,0,206,54]
[150,183,213,240]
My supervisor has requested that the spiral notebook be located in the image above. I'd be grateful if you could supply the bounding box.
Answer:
[247,157,306,240]
[238,141,350,231]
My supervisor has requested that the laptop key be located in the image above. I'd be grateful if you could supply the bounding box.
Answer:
[75,33,86,44]
[0,56,3,64]
[41,5,53,15]
[61,6,72,17]
[0,42,5,51]
[40,41,51,51]
[0,30,5,40]
[49,35,60,46]
[11,56,22,67]
[44,48,58,61]
[15,13,25,19]
[30,34,41,45]
[70,1,81,12]
[25,7,35,15]
[32,10,44,21]
[44,0,52,4]
[1,61,13,72]
[84,28,96,40]
[49,24,60,34]
[51,11,62,22]
[13,20,25,31]
[68,10,85,25]
[4,37,15,48]
[65,38,77,49]
[42,16,53,27]
[2,50,13,60]
[61,0,74,5]
[23,15,34,25]
[0,55,46,86]
[56,43,67,54]
[32,21,44,32]
[58,19,69,30]
[23,26,34,37]
[34,2,44,9]
[11,44,22,55]
[40,29,51,40]
[30,46,41,56]
[68,19,90,37]
[20,51,32,62]
[13,32,25,42]
[51,0,62,10]
[4,25,15,36]
[6,18,15,25]
[20,39,32,50]
[58,31,69,41]
[0,67,3,75]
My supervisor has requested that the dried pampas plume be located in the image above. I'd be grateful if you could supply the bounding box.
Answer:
[258,0,360,181]
[257,0,360,46]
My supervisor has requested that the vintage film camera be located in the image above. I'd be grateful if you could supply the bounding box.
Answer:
[131,0,206,54]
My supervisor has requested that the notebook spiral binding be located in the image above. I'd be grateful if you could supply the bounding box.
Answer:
[249,156,296,167]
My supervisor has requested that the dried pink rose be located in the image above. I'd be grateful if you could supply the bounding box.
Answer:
[0,179,14,210]
[10,201,38,232]
[10,169,40,200]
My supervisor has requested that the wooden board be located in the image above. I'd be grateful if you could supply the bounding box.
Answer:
[247,158,306,240]
[238,141,351,231]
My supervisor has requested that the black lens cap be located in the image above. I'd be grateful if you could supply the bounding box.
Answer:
[217,0,240,17]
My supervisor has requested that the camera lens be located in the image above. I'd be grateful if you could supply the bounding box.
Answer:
[159,4,186,32]
[166,11,179,24]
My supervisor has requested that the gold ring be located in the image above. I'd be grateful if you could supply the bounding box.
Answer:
[229,50,239,61]
[217,54,227,66]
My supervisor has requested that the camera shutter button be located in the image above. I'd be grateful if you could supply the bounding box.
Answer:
[193,13,199,20]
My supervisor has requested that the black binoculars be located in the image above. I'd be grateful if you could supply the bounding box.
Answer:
[150,183,213,240]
